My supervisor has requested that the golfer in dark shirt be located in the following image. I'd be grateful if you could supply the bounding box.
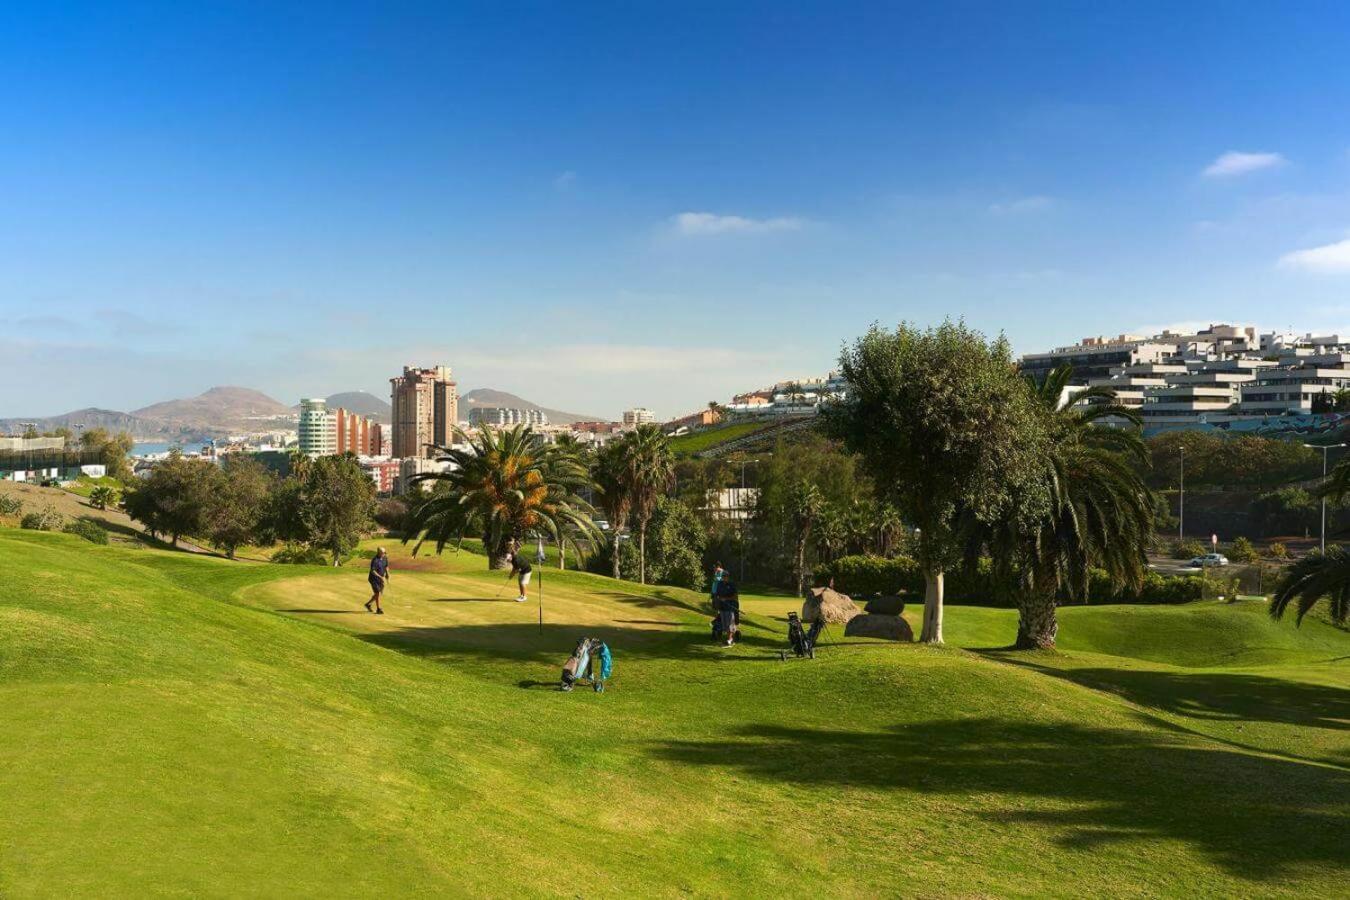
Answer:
[511,553,533,603]
[366,547,390,614]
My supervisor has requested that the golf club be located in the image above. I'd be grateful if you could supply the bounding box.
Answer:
[494,569,515,599]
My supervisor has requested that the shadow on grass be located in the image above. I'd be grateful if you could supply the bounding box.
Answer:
[358,621,787,665]
[990,656,1350,734]
[648,717,1350,881]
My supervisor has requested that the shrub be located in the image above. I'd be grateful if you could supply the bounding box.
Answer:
[1172,539,1207,559]
[1228,536,1259,563]
[814,555,1009,606]
[1269,542,1289,560]
[63,519,109,545]
[1081,567,1202,605]
[0,495,24,516]
[271,543,329,565]
[20,504,64,531]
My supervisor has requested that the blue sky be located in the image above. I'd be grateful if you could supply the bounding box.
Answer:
[5,2,1350,419]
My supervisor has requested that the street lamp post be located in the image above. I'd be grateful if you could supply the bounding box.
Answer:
[1303,442,1346,553]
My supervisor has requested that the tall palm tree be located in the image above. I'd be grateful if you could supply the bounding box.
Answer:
[1271,547,1350,626]
[989,365,1155,649]
[403,425,601,569]
[788,479,824,596]
[620,424,675,584]
[591,440,631,579]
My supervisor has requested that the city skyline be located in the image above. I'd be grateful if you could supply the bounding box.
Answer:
[7,3,1350,417]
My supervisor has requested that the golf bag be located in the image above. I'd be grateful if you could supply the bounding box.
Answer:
[787,611,814,658]
[561,637,612,692]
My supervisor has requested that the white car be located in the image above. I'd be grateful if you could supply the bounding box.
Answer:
[1190,553,1229,568]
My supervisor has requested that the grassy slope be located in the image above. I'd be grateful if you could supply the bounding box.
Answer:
[668,422,767,456]
[1,532,1347,897]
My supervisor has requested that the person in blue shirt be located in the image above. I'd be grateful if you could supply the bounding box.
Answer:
[710,561,727,602]
[365,547,390,614]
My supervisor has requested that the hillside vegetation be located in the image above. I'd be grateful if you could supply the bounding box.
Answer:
[1,531,1346,896]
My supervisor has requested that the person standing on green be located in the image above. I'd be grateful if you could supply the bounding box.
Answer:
[365,547,390,614]
[709,561,727,602]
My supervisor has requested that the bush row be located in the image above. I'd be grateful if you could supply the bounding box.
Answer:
[814,554,1202,606]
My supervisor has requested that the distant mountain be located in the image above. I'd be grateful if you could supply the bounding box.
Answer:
[325,391,391,422]
[132,386,294,432]
[0,408,171,437]
[460,388,601,425]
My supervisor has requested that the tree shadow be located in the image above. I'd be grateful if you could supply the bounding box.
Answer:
[648,718,1350,881]
[358,621,787,665]
[991,657,1350,735]
[277,608,362,614]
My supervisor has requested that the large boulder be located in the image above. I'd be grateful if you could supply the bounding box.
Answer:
[802,587,860,626]
[863,594,906,616]
[844,613,914,642]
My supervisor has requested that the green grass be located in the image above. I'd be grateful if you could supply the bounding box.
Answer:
[2,530,1347,896]
[59,474,121,499]
[668,422,768,455]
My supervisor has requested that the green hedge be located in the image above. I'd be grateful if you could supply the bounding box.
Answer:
[816,555,1201,606]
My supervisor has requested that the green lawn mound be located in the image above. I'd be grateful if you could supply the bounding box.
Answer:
[2,529,1347,896]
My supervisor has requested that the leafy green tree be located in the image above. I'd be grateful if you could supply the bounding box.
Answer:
[404,425,599,569]
[1271,547,1350,626]
[79,428,135,481]
[302,454,377,565]
[619,424,675,584]
[823,321,1050,643]
[203,455,272,559]
[987,365,1154,649]
[787,479,824,596]
[124,452,215,546]
[643,496,707,589]
[88,484,119,510]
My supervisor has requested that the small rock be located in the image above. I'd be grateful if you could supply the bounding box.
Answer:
[863,594,906,616]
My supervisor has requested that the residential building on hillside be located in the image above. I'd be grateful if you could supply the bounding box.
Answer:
[468,407,548,427]
[622,408,655,427]
[390,365,458,458]
[298,399,336,457]
[1023,325,1350,430]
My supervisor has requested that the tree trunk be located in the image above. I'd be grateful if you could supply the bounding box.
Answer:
[795,539,807,597]
[611,533,622,579]
[920,569,944,644]
[559,543,565,570]
[489,536,513,570]
[1015,593,1058,650]
[639,526,647,584]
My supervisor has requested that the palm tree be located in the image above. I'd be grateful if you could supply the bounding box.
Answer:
[813,503,847,565]
[990,365,1155,649]
[788,479,824,596]
[403,425,600,569]
[1271,547,1350,626]
[592,440,631,579]
[620,424,675,584]
[1271,458,1350,626]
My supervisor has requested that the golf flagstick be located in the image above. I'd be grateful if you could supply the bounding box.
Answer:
[537,567,543,635]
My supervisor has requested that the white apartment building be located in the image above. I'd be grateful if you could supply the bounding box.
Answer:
[1239,365,1350,414]
[468,407,549,427]
[622,408,655,427]
[298,399,336,457]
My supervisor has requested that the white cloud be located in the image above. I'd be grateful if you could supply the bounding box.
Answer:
[988,195,1053,215]
[1202,151,1286,178]
[1279,238,1350,273]
[553,170,577,191]
[670,212,805,236]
